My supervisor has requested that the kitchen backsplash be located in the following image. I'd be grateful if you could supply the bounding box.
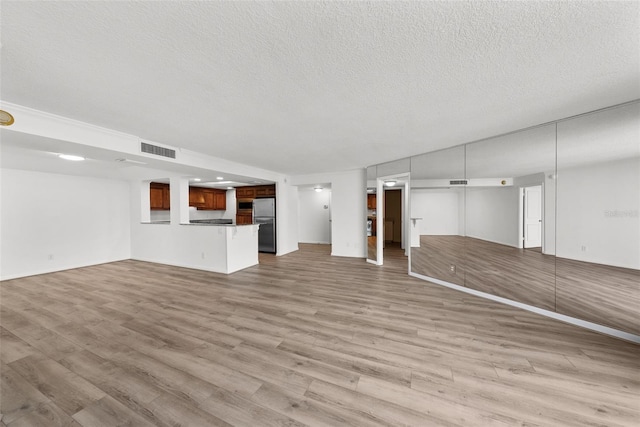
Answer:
[150,210,170,221]
[189,207,225,221]
[149,200,236,223]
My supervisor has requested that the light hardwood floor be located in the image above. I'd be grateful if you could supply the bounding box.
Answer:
[410,235,640,335]
[1,244,639,426]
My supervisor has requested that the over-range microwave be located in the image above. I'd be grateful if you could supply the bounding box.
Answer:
[237,200,253,210]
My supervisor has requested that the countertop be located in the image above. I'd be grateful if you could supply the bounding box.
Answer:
[141,221,256,227]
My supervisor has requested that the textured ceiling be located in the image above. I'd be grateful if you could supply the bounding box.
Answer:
[1,1,639,175]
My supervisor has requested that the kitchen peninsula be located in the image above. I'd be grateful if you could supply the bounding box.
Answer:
[133,180,260,274]
[135,221,259,274]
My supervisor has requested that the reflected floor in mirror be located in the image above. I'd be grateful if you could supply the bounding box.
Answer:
[1,244,638,426]
[411,235,466,286]
[412,236,640,336]
[464,237,556,311]
[367,236,377,262]
[411,236,556,310]
[556,258,640,336]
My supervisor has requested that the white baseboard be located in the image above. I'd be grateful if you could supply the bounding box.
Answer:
[0,258,130,281]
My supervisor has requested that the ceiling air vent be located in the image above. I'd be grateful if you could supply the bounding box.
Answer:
[141,142,176,159]
[449,180,468,185]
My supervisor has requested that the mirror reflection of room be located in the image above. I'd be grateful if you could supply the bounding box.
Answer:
[464,124,557,309]
[555,103,640,334]
[404,101,639,338]
[410,146,466,286]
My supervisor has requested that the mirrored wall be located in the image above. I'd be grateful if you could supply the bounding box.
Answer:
[464,125,556,309]
[372,101,639,337]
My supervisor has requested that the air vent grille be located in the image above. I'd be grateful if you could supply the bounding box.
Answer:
[141,142,176,159]
[449,180,468,185]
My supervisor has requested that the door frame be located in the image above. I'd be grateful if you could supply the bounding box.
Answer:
[375,173,410,266]
[518,183,544,251]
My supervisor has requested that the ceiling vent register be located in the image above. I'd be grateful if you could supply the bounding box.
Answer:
[449,180,468,185]
[141,142,176,159]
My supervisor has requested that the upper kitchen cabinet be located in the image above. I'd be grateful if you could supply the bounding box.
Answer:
[189,187,227,210]
[237,184,275,199]
[255,185,276,197]
[367,194,377,210]
[236,187,256,198]
[189,186,206,208]
[150,182,170,210]
[205,189,226,211]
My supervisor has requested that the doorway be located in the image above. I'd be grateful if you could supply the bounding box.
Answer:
[298,185,332,246]
[375,174,409,266]
[521,185,543,250]
[384,188,402,248]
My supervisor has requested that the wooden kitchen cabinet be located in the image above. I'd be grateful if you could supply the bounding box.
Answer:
[190,187,226,210]
[150,182,170,210]
[255,185,276,197]
[367,194,377,210]
[234,184,275,224]
[213,190,226,210]
[236,187,256,198]
[236,213,253,225]
[189,187,205,208]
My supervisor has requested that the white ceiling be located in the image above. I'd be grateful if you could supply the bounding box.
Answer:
[1,1,639,175]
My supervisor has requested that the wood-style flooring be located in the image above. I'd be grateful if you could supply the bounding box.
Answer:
[1,244,639,426]
[410,235,639,335]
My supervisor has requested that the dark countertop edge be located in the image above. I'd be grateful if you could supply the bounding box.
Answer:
[141,222,256,227]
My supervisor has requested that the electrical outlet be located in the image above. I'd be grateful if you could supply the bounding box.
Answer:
[201,252,205,259]
[581,246,587,252]
[450,264,456,273]
[48,254,54,261]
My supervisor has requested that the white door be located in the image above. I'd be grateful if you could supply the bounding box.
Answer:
[523,185,542,248]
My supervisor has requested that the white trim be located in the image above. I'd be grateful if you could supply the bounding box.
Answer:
[409,271,640,344]
[0,258,130,281]
[1,101,136,139]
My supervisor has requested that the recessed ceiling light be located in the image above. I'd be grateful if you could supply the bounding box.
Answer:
[314,187,323,192]
[59,154,85,161]
[384,180,396,187]
[227,186,233,190]
[193,178,201,182]
[115,158,147,165]
[0,110,15,126]
[216,176,224,180]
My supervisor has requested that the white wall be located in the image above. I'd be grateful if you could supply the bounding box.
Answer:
[410,189,461,235]
[330,170,366,257]
[276,179,300,256]
[557,157,639,269]
[298,189,331,244]
[465,186,520,247]
[0,169,131,280]
[292,169,367,258]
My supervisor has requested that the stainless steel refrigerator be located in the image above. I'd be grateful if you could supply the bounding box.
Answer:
[253,198,276,253]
